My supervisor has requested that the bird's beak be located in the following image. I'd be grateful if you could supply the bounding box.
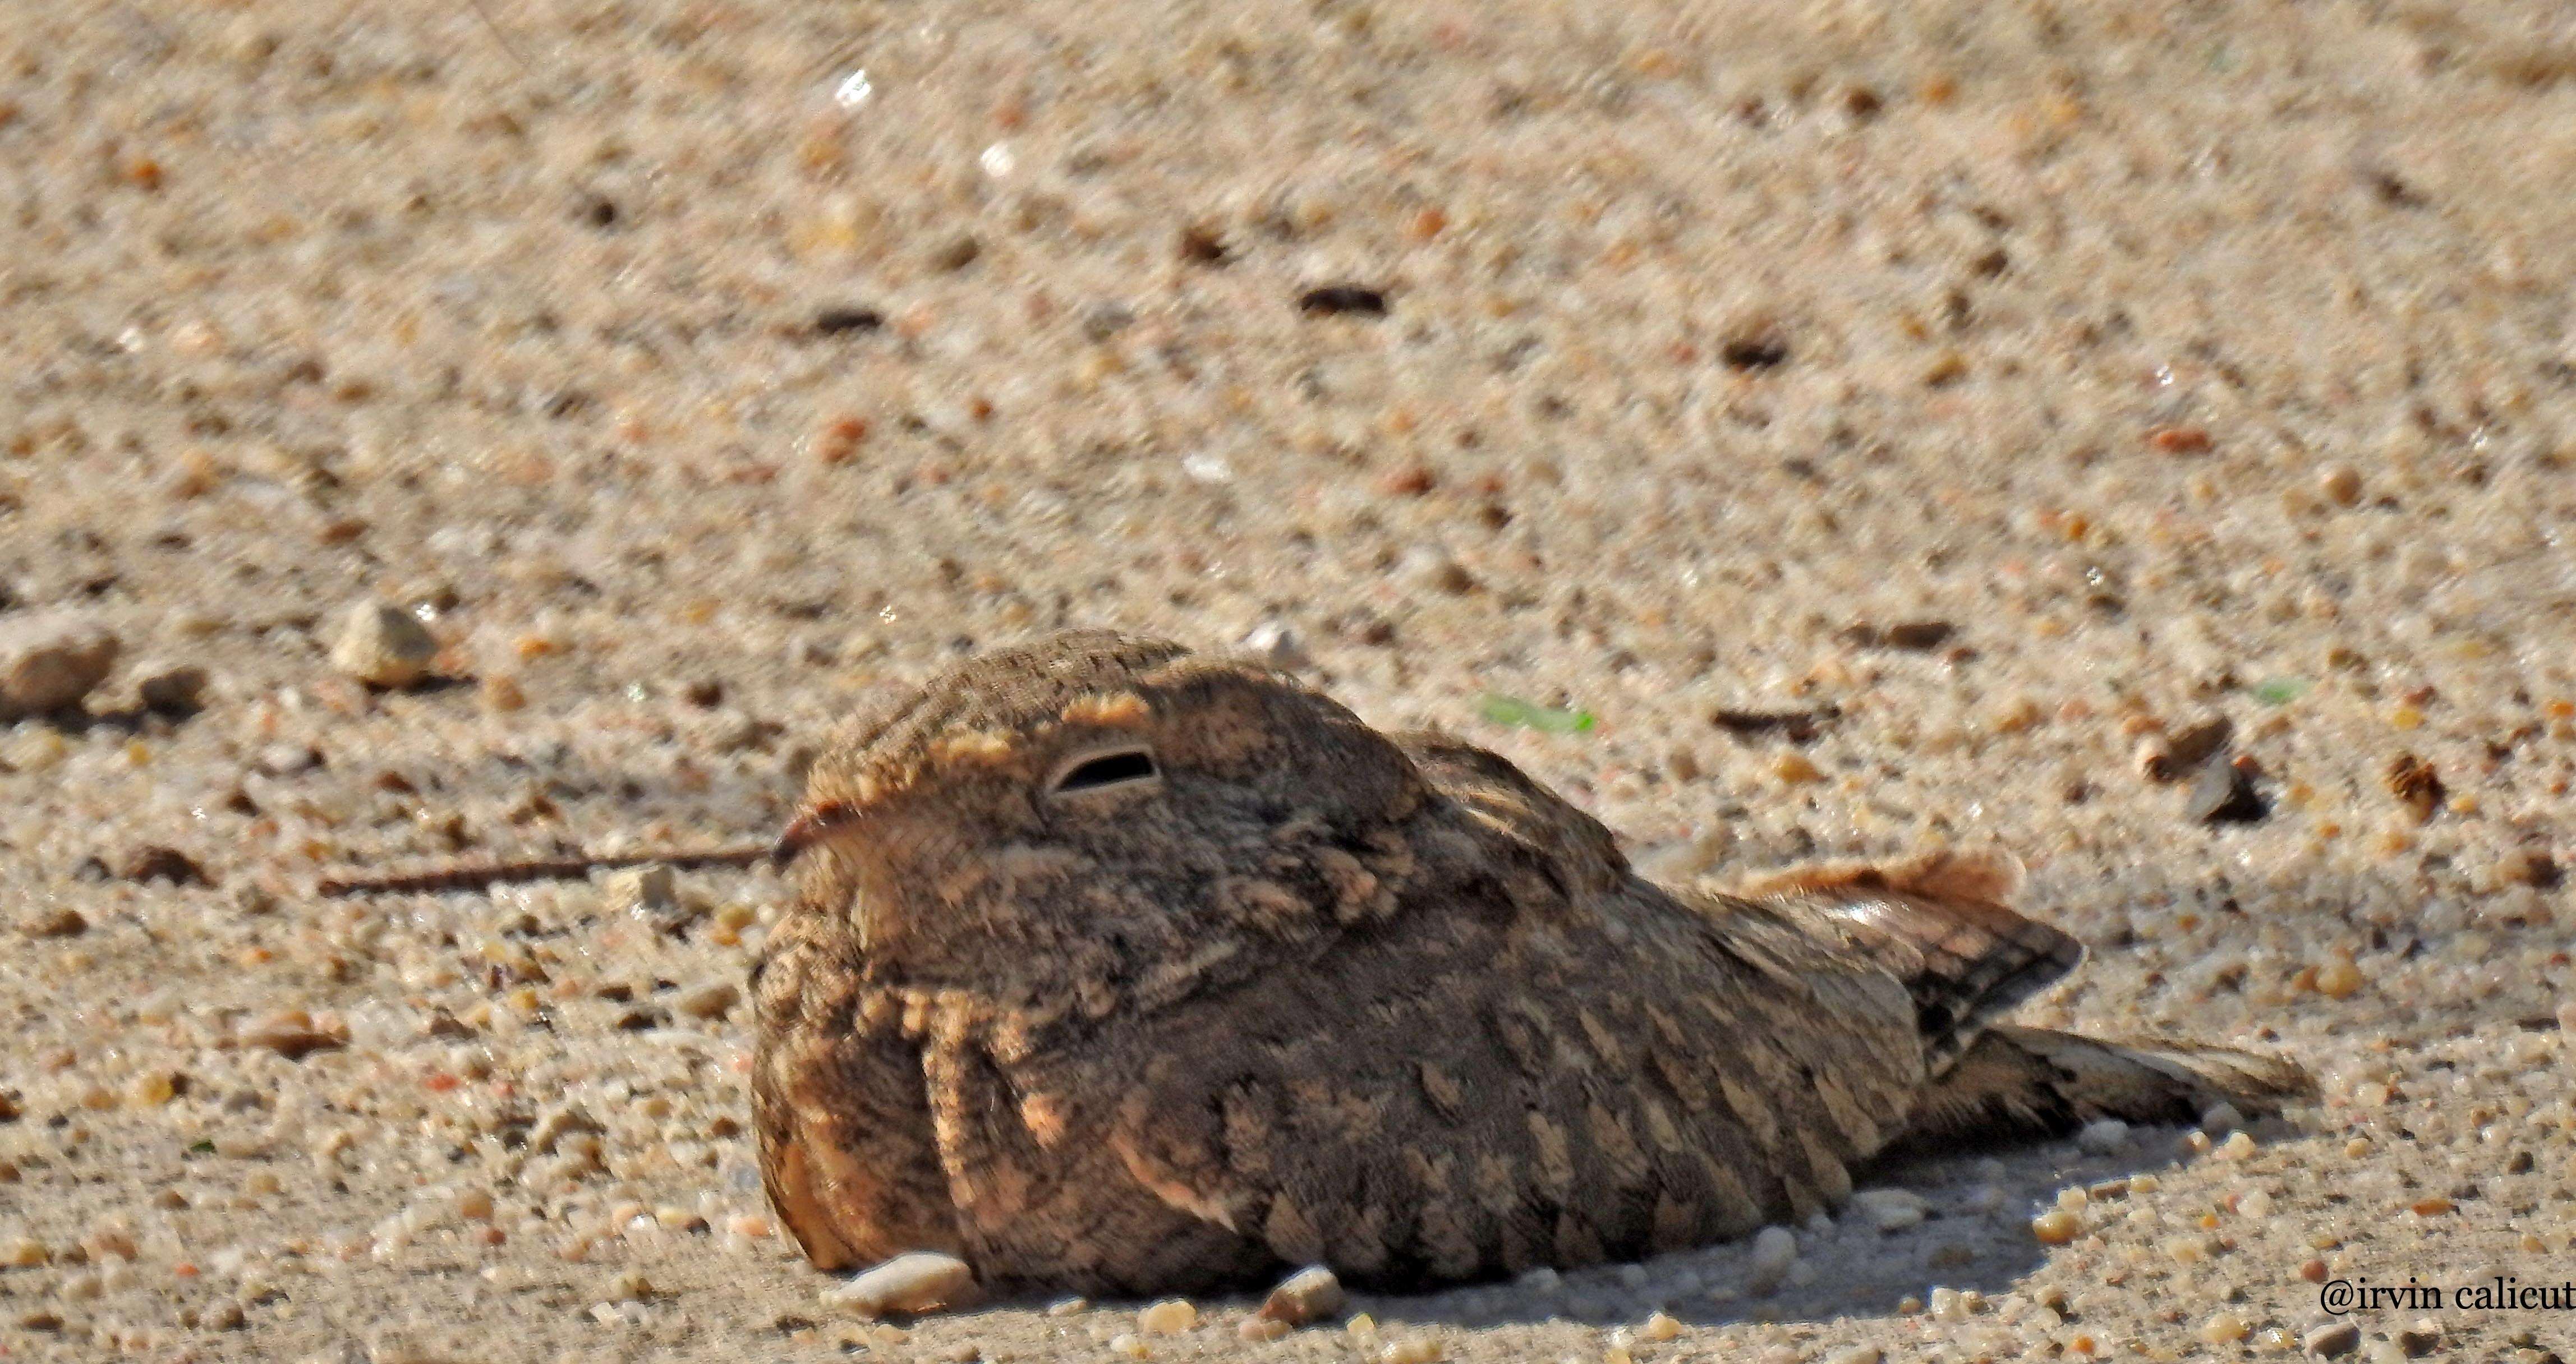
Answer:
[771,801,859,869]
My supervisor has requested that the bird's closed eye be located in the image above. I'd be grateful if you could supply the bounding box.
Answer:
[1046,745,1161,800]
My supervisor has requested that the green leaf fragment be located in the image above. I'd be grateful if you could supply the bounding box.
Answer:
[1479,693,1596,734]
[2252,678,2309,706]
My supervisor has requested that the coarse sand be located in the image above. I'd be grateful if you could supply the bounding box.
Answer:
[3,1,2575,1361]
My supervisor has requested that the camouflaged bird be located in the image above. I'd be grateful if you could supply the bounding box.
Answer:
[752,630,2308,1294]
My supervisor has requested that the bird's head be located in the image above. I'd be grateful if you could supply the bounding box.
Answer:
[772,631,1427,1018]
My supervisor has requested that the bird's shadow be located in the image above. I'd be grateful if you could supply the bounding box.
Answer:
[968,1125,2232,1333]
[1342,1122,2228,1329]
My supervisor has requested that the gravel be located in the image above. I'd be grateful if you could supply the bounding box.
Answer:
[6,0,2574,1360]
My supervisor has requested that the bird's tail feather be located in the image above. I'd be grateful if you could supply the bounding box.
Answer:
[1737,850,2084,1067]
[1885,1024,2315,1155]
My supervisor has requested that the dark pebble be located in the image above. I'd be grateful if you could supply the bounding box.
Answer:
[2385,752,2444,821]
[812,307,884,336]
[1840,620,1957,651]
[1709,706,1837,743]
[1720,334,1791,370]
[1176,225,1229,265]
[2141,717,2234,782]
[2188,759,2270,824]
[122,845,211,885]
[2165,717,2233,769]
[1079,302,1135,343]
[1297,285,1388,317]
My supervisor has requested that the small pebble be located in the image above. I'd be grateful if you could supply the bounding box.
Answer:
[605,865,680,917]
[1746,1224,1798,1292]
[131,660,209,713]
[481,673,527,711]
[1137,1298,1198,1334]
[243,1011,346,1060]
[1241,621,1310,670]
[1377,1339,1443,1364]
[120,845,209,885]
[20,907,86,938]
[1774,753,1825,785]
[1882,619,1957,650]
[531,1104,605,1153]
[2187,757,2269,824]
[822,1251,976,1318]
[255,743,319,776]
[328,601,439,687]
[1850,1188,1928,1232]
[1258,1265,1347,1325]
[0,611,120,718]
[813,306,884,335]
[1637,1312,1683,1342]
[2394,1322,2441,1357]
[2303,1322,2362,1357]
[1297,284,1388,316]
[2200,1313,2251,1345]
[2031,1209,2081,1245]
[674,981,739,1020]
[2314,955,2365,999]
[2076,1118,2131,1154]
[2136,717,2232,782]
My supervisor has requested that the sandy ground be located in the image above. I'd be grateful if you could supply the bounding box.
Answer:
[6,0,2576,1360]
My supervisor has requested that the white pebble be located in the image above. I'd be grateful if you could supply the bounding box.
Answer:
[327,601,438,688]
[1746,1224,1798,1294]
[2076,1118,2131,1154]
[1851,1188,1928,1232]
[822,1251,976,1318]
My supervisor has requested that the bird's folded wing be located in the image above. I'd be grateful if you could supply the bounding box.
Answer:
[978,886,1927,1291]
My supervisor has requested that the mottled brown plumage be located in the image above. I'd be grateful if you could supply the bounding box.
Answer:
[752,630,2307,1294]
